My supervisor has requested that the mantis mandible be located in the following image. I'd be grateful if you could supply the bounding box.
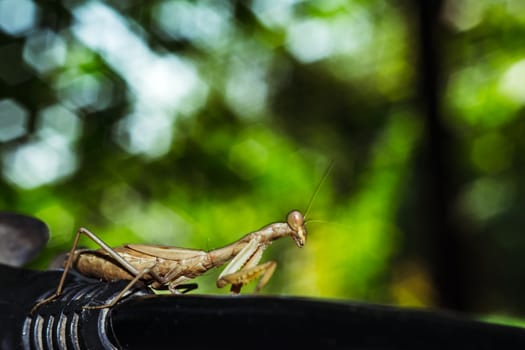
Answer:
[30,163,332,314]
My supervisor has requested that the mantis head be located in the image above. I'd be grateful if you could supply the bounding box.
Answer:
[287,210,306,247]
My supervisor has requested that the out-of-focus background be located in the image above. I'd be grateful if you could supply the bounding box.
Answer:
[1,0,524,325]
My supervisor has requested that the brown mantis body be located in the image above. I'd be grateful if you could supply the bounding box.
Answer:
[31,210,307,313]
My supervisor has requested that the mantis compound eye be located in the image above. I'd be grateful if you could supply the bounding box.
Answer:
[287,210,303,229]
[287,210,306,247]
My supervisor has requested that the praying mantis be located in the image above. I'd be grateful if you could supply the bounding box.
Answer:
[30,164,331,315]
[30,210,307,314]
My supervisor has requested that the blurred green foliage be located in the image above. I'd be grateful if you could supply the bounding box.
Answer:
[1,0,525,326]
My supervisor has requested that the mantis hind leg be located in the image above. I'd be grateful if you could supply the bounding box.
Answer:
[217,260,277,294]
[30,227,90,315]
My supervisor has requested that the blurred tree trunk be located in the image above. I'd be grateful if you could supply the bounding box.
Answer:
[415,0,469,311]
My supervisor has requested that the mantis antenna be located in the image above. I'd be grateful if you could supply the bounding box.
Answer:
[304,161,334,221]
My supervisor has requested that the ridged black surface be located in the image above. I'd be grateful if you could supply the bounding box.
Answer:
[0,264,150,350]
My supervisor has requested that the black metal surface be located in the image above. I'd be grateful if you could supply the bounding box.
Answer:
[1,263,525,349]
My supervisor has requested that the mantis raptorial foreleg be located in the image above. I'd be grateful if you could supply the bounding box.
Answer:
[218,261,277,293]
[216,236,276,293]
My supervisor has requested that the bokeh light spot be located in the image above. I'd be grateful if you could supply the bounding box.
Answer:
[2,139,77,189]
[153,0,233,50]
[442,0,485,32]
[499,59,525,105]
[286,19,334,63]
[460,177,513,222]
[0,99,29,142]
[285,9,372,64]
[114,110,174,159]
[23,29,67,74]
[225,55,269,119]
[37,104,82,142]
[251,0,297,29]
[0,0,38,36]
[446,63,518,127]
[56,72,114,111]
